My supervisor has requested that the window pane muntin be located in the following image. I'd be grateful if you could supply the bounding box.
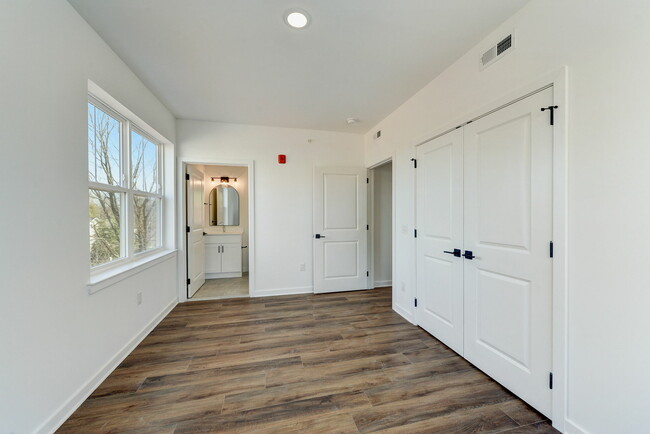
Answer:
[131,129,160,194]
[88,102,122,186]
[89,188,123,267]
[133,194,161,254]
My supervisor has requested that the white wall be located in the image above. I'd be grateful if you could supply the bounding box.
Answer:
[201,164,250,271]
[0,1,178,432]
[372,162,392,287]
[177,120,364,296]
[364,0,650,432]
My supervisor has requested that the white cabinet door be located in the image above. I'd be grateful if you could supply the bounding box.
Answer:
[221,244,242,273]
[187,165,205,297]
[204,244,222,274]
[463,87,553,417]
[416,128,464,355]
[313,167,368,294]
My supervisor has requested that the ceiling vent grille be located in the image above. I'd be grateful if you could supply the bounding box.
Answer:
[481,32,514,70]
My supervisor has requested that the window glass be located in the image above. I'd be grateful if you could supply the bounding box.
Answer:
[88,97,163,268]
[89,189,122,266]
[133,195,160,253]
[131,130,159,193]
[88,102,122,186]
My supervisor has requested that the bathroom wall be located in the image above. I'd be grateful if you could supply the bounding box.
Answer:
[202,165,250,271]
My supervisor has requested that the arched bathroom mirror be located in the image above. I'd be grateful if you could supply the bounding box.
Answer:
[209,184,240,226]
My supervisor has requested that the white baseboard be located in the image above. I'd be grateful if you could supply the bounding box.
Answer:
[564,419,589,434]
[37,299,178,434]
[374,280,392,288]
[205,272,242,279]
[252,286,313,297]
[393,302,416,325]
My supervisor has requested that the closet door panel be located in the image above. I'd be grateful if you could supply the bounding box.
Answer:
[463,87,554,417]
[415,128,464,355]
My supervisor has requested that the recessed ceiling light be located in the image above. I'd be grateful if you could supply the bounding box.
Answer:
[284,9,310,29]
[346,118,361,124]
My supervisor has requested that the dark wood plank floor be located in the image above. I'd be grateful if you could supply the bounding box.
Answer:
[59,288,557,433]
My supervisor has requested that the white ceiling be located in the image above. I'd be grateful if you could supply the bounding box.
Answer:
[68,0,531,133]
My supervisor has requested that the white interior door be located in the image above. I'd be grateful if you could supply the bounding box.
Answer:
[463,88,553,416]
[416,129,464,355]
[187,165,205,297]
[313,167,368,294]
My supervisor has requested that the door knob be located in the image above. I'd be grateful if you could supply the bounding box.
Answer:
[315,234,326,239]
[463,250,476,260]
[443,249,462,257]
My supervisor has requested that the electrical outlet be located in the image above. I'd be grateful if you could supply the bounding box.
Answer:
[137,292,143,305]
[300,263,306,271]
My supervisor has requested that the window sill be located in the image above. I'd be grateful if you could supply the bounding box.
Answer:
[87,249,177,294]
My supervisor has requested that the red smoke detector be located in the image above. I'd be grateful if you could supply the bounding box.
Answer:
[278,154,286,164]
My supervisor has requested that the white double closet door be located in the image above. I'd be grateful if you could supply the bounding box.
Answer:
[416,88,553,417]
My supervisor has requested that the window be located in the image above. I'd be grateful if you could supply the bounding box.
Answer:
[88,96,163,269]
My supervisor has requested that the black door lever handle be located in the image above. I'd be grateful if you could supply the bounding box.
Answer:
[463,250,476,260]
[315,234,326,239]
[443,249,462,257]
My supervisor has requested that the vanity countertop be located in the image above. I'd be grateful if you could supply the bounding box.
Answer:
[204,227,244,235]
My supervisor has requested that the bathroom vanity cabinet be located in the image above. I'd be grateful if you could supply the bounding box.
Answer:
[204,233,242,278]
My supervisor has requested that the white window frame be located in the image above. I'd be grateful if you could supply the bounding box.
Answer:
[88,94,164,274]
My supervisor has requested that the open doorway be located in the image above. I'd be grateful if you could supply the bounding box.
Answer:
[369,160,393,289]
[185,163,250,300]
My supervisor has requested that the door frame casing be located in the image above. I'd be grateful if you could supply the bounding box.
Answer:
[411,67,568,431]
[176,157,256,302]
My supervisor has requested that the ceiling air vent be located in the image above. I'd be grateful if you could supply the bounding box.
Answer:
[481,32,514,70]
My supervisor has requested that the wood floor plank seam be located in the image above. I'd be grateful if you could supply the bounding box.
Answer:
[58,288,557,433]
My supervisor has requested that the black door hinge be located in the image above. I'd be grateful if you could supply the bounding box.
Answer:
[541,105,559,125]
[549,372,553,389]
[414,229,417,238]
[187,278,191,285]
[185,173,190,180]
[550,241,554,258]
[186,226,190,233]
[414,298,418,307]
[411,158,417,168]
[367,178,369,184]
[366,224,369,230]
[366,271,369,277]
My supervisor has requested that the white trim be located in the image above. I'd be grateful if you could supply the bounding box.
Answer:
[410,67,569,431]
[252,286,313,297]
[87,250,176,294]
[565,419,589,434]
[393,301,416,325]
[550,66,569,434]
[177,158,256,302]
[374,280,392,288]
[37,298,177,434]
[205,272,242,279]
[88,80,173,146]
